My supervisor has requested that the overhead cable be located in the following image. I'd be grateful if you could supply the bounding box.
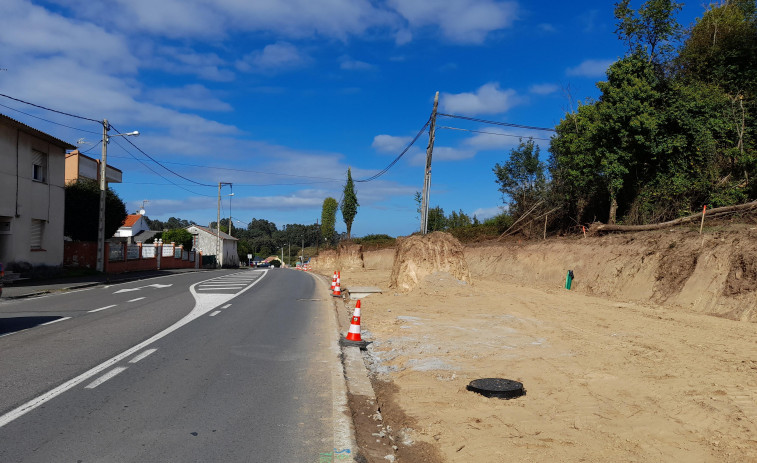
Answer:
[356,118,431,183]
[109,138,215,197]
[0,93,101,123]
[438,113,556,132]
[438,126,552,141]
[110,124,215,188]
[0,101,102,135]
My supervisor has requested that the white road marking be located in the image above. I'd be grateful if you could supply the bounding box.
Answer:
[129,348,157,364]
[41,317,71,326]
[88,305,117,313]
[197,287,242,291]
[209,311,221,317]
[222,304,231,309]
[0,269,269,429]
[84,367,128,389]
[127,297,145,302]
[114,288,141,294]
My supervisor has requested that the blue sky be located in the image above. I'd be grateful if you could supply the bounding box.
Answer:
[0,0,705,237]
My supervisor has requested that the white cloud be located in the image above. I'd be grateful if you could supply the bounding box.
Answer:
[395,29,413,45]
[409,146,475,165]
[0,0,137,73]
[236,42,311,73]
[388,0,518,43]
[537,23,556,33]
[146,85,232,112]
[463,128,527,150]
[472,206,505,220]
[340,57,376,71]
[372,134,411,153]
[146,46,235,81]
[566,59,614,78]
[529,83,559,95]
[441,82,522,115]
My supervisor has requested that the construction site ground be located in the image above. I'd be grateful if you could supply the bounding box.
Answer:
[318,227,757,462]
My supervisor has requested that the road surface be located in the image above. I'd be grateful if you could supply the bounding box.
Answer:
[0,268,350,462]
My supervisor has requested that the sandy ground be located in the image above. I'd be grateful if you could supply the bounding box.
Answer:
[332,245,757,462]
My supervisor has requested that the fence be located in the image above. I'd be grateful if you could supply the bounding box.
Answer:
[64,240,201,274]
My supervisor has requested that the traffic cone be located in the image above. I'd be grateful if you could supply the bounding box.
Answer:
[330,271,337,291]
[332,271,341,297]
[340,300,368,349]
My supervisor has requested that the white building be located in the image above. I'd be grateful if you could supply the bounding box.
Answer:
[0,113,75,267]
[113,213,151,242]
[186,225,239,268]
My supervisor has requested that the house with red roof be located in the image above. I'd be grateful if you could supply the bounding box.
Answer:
[113,213,151,243]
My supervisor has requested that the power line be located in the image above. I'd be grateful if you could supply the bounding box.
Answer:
[438,126,553,141]
[110,124,216,188]
[438,113,556,132]
[0,101,102,135]
[109,137,215,197]
[356,118,431,183]
[80,140,103,153]
[106,155,344,182]
[0,93,101,123]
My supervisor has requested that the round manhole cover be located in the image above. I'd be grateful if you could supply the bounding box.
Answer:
[466,378,525,399]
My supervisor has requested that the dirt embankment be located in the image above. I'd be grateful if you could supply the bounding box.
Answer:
[314,229,757,462]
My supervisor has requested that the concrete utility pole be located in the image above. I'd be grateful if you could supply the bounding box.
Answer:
[97,120,138,272]
[96,119,109,273]
[420,91,439,235]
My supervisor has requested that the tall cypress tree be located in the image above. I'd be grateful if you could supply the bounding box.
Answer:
[341,168,359,240]
[320,197,338,245]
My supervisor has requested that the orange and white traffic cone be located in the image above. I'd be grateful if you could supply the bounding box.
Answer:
[330,271,337,291]
[341,300,368,348]
[332,271,341,297]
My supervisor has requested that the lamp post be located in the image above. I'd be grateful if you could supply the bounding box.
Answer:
[97,119,139,273]
[228,192,234,238]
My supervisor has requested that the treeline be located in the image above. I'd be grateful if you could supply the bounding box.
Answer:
[502,0,757,233]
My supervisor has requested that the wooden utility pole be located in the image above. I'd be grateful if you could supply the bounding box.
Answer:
[420,91,439,235]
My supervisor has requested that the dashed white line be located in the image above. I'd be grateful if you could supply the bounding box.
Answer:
[127,297,145,302]
[0,269,269,429]
[41,317,71,326]
[88,304,117,313]
[222,304,231,309]
[84,367,128,389]
[209,310,221,317]
[129,348,157,364]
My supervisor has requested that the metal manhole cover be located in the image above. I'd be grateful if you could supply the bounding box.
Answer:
[466,378,525,399]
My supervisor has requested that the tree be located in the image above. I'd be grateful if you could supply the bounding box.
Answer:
[320,197,338,245]
[64,179,127,241]
[340,168,359,239]
[427,206,447,231]
[614,0,683,66]
[161,228,193,249]
[494,139,547,219]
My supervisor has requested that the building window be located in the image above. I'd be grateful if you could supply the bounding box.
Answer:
[32,150,47,183]
[30,219,45,250]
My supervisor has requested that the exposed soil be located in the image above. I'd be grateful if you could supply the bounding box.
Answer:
[314,227,757,462]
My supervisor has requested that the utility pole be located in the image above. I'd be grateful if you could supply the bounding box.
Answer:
[96,119,109,272]
[420,91,439,235]
[217,182,221,268]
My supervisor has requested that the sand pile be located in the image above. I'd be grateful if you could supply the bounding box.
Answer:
[390,232,471,292]
[311,242,365,271]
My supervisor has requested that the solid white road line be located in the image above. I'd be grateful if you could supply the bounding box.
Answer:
[84,367,128,389]
[221,304,231,309]
[41,317,71,326]
[197,287,243,291]
[0,269,269,429]
[128,348,158,364]
[209,311,221,317]
[127,297,145,302]
[88,305,117,313]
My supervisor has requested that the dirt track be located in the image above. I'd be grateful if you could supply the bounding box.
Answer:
[317,229,757,462]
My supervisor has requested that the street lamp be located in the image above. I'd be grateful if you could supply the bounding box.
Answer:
[97,119,139,273]
[228,192,234,238]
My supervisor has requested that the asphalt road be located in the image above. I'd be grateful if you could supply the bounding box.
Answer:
[0,268,348,462]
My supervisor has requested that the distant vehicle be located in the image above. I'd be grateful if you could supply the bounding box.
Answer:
[257,262,270,268]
